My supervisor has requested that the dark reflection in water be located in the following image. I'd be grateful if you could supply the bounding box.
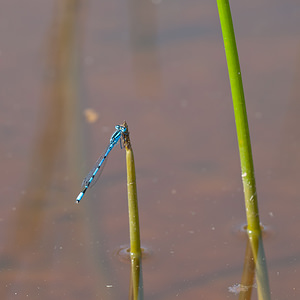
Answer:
[0,1,91,299]
[0,0,300,299]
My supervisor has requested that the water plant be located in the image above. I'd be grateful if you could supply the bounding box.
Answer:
[122,121,143,300]
[216,1,271,299]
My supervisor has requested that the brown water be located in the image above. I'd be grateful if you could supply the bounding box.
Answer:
[0,0,300,299]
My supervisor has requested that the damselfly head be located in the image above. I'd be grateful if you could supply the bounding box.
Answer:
[115,124,127,133]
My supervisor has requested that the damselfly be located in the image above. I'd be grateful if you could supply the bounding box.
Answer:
[76,124,127,203]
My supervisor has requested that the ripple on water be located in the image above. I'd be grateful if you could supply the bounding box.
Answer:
[115,245,152,263]
[233,223,274,240]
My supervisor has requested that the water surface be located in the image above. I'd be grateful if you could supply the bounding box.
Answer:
[0,0,300,299]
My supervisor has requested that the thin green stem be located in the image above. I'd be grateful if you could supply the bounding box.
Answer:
[216,0,259,232]
[126,146,141,256]
[216,1,271,299]
[122,122,141,256]
[122,121,143,300]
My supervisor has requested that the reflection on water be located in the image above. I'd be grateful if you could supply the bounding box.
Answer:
[0,1,90,299]
[0,0,300,299]
[129,254,143,300]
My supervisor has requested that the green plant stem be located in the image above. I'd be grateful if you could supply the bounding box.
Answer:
[126,146,142,256]
[216,1,271,299]
[122,122,143,300]
[216,0,259,232]
[122,122,141,257]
